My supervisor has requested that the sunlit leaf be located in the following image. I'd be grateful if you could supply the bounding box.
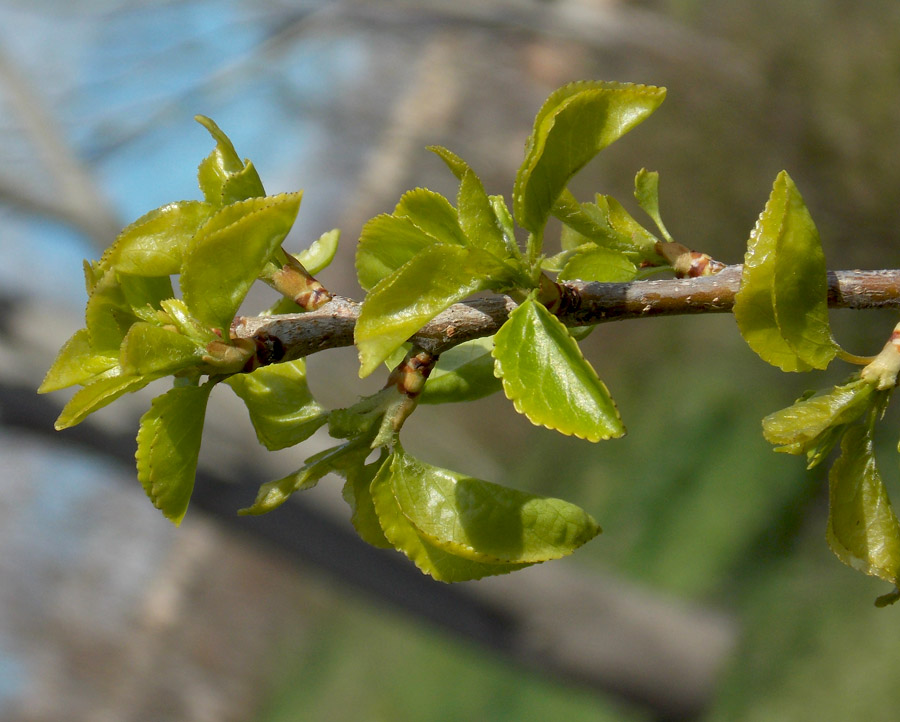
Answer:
[159,298,219,344]
[136,382,213,524]
[493,296,624,441]
[390,445,600,563]
[181,192,302,334]
[84,271,137,354]
[99,201,213,276]
[633,168,673,242]
[429,146,516,261]
[420,336,501,404]
[119,322,204,377]
[370,453,532,582]
[762,378,877,466]
[225,359,327,450]
[735,171,838,371]
[558,246,637,282]
[195,115,265,205]
[356,213,449,292]
[54,371,161,430]
[240,439,371,515]
[394,187,468,247]
[38,328,117,393]
[355,244,519,378]
[827,424,900,587]
[514,81,666,234]
[296,228,340,275]
[341,449,392,548]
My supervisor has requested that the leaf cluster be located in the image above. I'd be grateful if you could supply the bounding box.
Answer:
[38,81,900,599]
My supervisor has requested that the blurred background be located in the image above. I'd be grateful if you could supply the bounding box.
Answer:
[3,1,900,720]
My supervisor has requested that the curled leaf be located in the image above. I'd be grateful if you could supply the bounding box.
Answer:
[827,424,900,589]
[225,359,327,451]
[390,446,600,564]
[370,453,532,582]
[514,81,666,235]
[181,192,302,334]
[136,383,214,524]
[735,171,838,371]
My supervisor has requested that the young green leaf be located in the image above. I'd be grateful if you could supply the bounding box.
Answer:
[195,115,265,205]
[827,424,900,589]
[136,382,214,524]
[390,446,600,564]
[39,328,118,393]
[159,298,219,345]
[394,187,468,247]
[734,171,838,371]
[355,244,520,378]
[54,371,162,430]
[762,377,877,466]
[514,81,666,235]
[493,296,624,441]
[296,228,340,276]
[84,271,139,354]
[118,322,204,377]
[99,201,213,276]
[633,169,673,242]
[356,213,450,292]
[341,450,392,549]
[181,192,302,334]
[240,439,371,515]
[557,246,637,283]
[369,453,532,582]
[419,337,501,405]
[225,359,327,451]
[429,146,517,261]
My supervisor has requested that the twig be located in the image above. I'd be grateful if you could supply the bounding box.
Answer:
[232,266,900,362]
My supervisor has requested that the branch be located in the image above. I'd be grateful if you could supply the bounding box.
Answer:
[233,266,900,362]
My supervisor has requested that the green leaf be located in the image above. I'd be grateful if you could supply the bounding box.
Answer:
[39,328,118,393]
[119,322,204,376]
[99,201,213,276]
[181,192,302,334]
[356,213,447,292]
[370,453,532,582]
[762,378,877,465]
[558,246,637,282]
[489,195,520,258]
[493,295,624,441]
[159,298,219,344]
[394,187,468,247]
[342,450,392,548]
[136,383,213,524]
[420,336,501,404]
[296,228,340,275]
[390,445,600,563]
[633,168,673,242]
[118,274,174,314]
[514,81,666,235]
[84,271,138,354]
[827,424,900,587]
[225,359,327,450]
[429,146,517,261]
[195,115,265,206]
[240,440,371,515]
[355,244,519,378]
[734,171,838,371]
[54,371,161,430]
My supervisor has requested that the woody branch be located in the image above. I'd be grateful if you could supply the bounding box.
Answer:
[231,266,900,364]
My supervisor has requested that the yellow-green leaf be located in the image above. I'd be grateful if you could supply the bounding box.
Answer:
[39,328,117,393]
[493,296,624,441]
[514,81,666,234]
[735,171,838,371]
[827,424,900,587]
[390,446,600,564]
[136,383,213,524]
[225,359,327,450]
